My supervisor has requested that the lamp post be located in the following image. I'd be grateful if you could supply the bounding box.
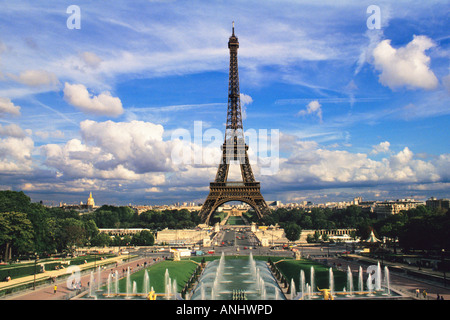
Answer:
[442,249,446,287]
[33,252,38,290]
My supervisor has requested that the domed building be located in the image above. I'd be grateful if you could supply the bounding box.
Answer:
[87,192,95,208]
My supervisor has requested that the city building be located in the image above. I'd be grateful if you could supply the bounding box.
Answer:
[87,192,95,208]
[59,192,98,213]
[426,197,450,212]
[373,199,425,219]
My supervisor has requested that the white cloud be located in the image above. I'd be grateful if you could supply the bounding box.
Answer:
[372,35,439,90]
[145,187,162,193]
[79,120,168,170]
[34,130,65,140]
[355,29,384,75]
[8,69,60,87]
[41,120,175,181]
[38,119,221,196]
[240,93,253,120]
[0,123,26,138]
[371,141,390,154]
[297,100,323,122]
[79,52,103,69]
[63,82,124,116]
[262,136,448,191]
[0,135,34,173]
[0,97,21,116]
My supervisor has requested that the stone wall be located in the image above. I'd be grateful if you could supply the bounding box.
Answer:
[156,229,211,244]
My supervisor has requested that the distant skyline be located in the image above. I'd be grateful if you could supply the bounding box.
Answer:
[0,1,449,206]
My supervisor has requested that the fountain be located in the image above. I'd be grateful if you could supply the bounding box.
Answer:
[383,266,391,296]
[300,270,305,299]
[106,273,112,297]
[143,270,150,295]
[346,266,354,297]
[290,278,296,300]
[80,256,398,301]
[88,271,95,298]
[366,273,374,296]
[172,278,178,300]
[329,268,334,294]
[293,261,401,300]
[126,267,132,299]
[201,286,205,300]
[358,266,364,293]
[97,266,102,292]
[164,269,172,300]
[191,254,285,300]
[375,262,382,291]
[114,270,119,295]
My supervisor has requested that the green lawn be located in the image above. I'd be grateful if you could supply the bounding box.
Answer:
[226,216,245,225]
[120,260,198,293]
[0,254,114,280]
[275,259,348,292]
[120,256,348,295]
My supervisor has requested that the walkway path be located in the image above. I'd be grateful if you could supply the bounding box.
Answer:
[0,255,159,300]
[326,255,450,300]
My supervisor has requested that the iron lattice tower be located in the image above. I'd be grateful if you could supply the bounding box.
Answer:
[199,23,270,224]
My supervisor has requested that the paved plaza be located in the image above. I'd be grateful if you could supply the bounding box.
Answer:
[1,243,449,301]
[0,255,162,300]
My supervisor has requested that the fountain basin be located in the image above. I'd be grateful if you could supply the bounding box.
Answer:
[191,254,285,300]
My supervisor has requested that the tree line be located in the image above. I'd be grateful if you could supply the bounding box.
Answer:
[0,191,199,262]
[2,190,448,261]
[249,204,450,253]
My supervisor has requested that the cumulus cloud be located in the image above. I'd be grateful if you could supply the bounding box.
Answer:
[371,141,390,154]
[28,120,450,201]
[261,135,448,191]
[0,97,21,116]
[0,135,34,173]
[79,120,170,172]
[372,35,438,90]
[63,82,124,116]
[37,119,222,198]
[79,51,103,69]
[40,120,177,182]
[297,100,323,122]
[0,123,27,138]
[8,69,60,87]
[240,93,253,120]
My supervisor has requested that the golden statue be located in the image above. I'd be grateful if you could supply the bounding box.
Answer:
[317,288,334,300]
[147,291,157,300]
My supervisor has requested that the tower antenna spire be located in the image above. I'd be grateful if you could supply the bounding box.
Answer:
[198,23,270,225]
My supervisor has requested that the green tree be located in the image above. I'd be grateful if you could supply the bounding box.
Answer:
[284,223,302,242]
[132,230,155,246]
[0,191,32,213]
[83,219,99,242]
[57,218,86,253]
[0,212,34,261]
[26,205,57,254]
[93,210,119,228]
[90,232,111,247]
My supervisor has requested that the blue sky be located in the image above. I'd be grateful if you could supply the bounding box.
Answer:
[0,0,449,206]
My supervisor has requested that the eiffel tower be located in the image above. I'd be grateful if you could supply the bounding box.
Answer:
[199,23,270,224]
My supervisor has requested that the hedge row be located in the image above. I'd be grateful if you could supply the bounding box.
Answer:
[0,254,115,281]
